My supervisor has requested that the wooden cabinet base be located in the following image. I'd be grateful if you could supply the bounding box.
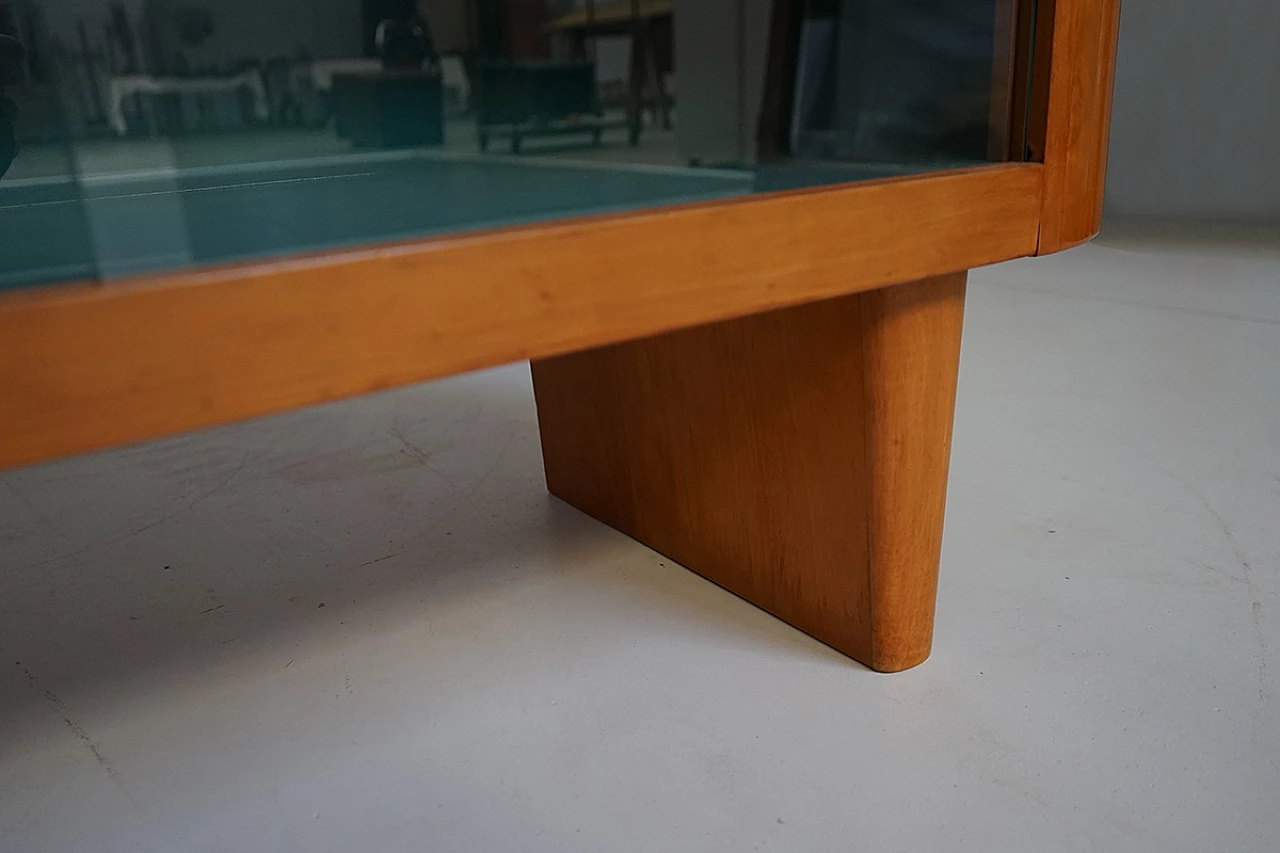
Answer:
[531,272,966,671]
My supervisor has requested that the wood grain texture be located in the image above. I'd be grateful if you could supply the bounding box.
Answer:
[531,273,966,671]
[860,275,967,670]
[1037,0,1123,254]
[0,164,1040,470]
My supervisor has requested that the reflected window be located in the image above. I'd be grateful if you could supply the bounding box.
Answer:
[0,0,1033,289]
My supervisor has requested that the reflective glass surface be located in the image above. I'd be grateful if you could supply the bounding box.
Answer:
[0,1,1034,288]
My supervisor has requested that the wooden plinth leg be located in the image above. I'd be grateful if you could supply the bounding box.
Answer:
[530,273,966,672]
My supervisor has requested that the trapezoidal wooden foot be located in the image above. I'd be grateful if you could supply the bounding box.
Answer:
[530,273,966,671]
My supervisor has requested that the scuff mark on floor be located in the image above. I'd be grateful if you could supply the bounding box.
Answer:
[388,428,433,466]
[16,661,123,782]
[7,448,255,575]
[1119,438,1272,730]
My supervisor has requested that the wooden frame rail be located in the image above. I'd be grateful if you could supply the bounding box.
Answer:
[0,164,1042,470]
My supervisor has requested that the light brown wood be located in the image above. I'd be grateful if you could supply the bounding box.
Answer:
[860,275,967,670]
[531,273,966,672]
[1037,0,1123,253]
[0,164,1039,471]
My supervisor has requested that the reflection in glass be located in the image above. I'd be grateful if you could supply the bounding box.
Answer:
[0,0,1032,289]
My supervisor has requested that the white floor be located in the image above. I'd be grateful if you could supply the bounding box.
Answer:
[2,224,1278,852]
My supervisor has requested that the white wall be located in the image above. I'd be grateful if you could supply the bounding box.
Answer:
[38,0,147,57]
[1105,0,1280,221]
[675,0,772,165]
[36,0,364,66]
[151,1,474,65]
[150,0,364,65]
[39,0,147,32]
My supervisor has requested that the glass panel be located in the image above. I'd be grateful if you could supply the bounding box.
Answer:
[0,0,1035,289]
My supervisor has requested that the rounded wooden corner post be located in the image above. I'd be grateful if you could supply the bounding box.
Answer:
[1037,0,1123,255]
[531,273,966,672]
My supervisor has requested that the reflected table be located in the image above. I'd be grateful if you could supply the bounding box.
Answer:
[106,71,270,136]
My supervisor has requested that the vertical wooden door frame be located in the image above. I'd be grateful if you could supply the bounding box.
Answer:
[1036,0,1123,253]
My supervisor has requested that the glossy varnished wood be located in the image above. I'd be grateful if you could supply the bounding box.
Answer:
[0,165,1039,471]
[531,273,966,671]
[1037,0,1123,253]
[859,275,967,670]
